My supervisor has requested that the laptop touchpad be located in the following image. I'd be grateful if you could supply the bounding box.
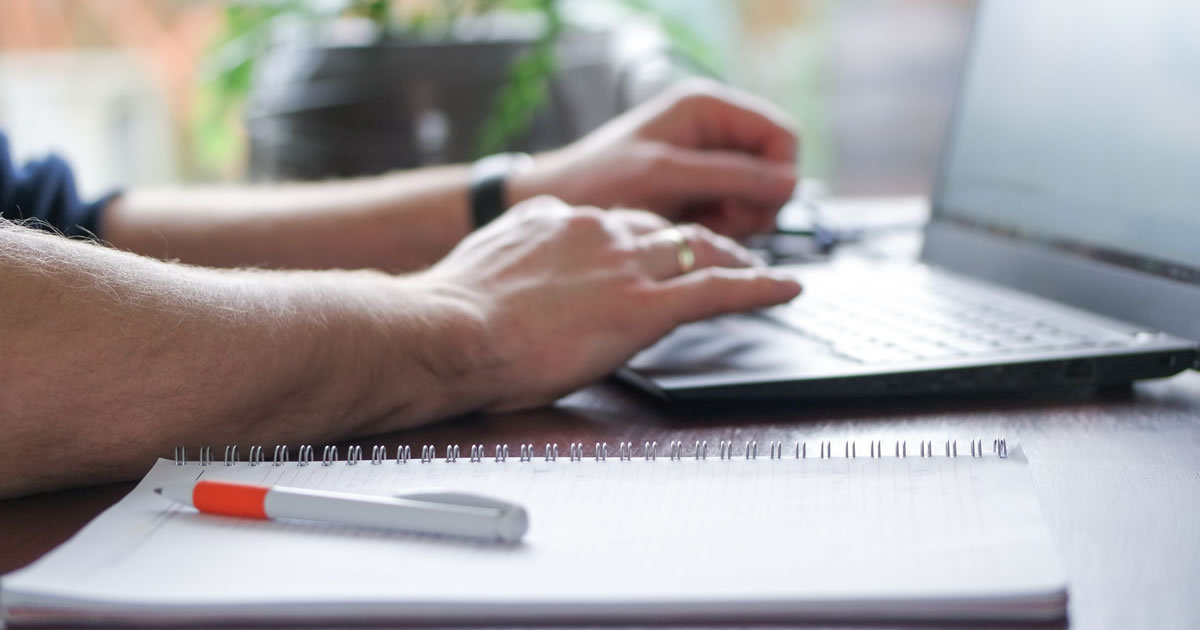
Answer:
[627,313,852,384]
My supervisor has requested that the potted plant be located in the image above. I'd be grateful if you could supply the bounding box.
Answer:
[195,0,720,181]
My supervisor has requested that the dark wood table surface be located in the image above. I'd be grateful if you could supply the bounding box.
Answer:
[3,373,1199,629]
[3,201,1197,628]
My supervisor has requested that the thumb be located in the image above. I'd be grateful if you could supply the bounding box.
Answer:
[654,267,802,325]
[661,147,797,207]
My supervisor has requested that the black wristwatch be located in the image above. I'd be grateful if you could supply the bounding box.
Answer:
[469,152,534,230]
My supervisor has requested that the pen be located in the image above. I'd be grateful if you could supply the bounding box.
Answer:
[155,480,528,543]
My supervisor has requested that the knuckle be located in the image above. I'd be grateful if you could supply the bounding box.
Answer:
[563,209,606,235]
[520,194,567,211]
[670,77,723,104]
[709,231,745,256]
[511,195,569,221]
[636,142,677,171]
[623,208,671,228]
[677,222,716,248]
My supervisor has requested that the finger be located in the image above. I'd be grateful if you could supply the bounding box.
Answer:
[681,200,782,240]
[636,224,762,280]
[660,148,797,209]
[606,208,672,235]
[665,79,800,163]
[654,266,803,324]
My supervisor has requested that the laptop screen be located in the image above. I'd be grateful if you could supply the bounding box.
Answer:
[935,0,1200,286]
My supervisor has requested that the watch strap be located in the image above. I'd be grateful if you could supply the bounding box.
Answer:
[469,153,532,229]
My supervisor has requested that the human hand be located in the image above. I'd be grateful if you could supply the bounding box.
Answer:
[510,79,799,240]
[417,196,801,412]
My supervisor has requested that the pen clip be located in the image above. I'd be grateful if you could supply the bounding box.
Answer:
[393,490,521,513]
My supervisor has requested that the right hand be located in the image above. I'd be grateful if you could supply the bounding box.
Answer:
[419,196,802,412]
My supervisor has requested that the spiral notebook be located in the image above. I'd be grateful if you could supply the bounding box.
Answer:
[1,438,1067,625]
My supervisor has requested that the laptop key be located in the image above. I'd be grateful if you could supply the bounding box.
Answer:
[761,272,1137,366]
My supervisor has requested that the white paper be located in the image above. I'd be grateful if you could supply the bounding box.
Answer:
[1,445,1066,624]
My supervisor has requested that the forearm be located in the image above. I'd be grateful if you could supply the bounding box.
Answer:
[101,165,476,271]
[0,223,486,498]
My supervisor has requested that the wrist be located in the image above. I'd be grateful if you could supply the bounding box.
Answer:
[506,148,581,207]
[393,274,505,416]
[311,270,502,428]
[470,153,534,228]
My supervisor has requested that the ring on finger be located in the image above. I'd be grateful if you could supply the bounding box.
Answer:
[661,226,696,274]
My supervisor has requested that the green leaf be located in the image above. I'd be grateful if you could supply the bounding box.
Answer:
[474,0,563,157]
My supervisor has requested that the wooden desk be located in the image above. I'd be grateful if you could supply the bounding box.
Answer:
[3,199,1197,628]
[3,373,1199,629]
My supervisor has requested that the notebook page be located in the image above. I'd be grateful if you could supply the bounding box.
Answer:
[3,449,1065,619]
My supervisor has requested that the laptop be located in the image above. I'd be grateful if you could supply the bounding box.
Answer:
[619,0,1200,401]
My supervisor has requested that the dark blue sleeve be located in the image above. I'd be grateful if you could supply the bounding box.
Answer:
[0,131,119,238]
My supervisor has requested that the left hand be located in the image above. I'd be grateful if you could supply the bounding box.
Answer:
[510,79,799,240]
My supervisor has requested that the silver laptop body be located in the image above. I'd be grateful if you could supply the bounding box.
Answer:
[619,0,1200,401]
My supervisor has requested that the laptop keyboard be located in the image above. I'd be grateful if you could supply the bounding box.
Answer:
[758,266,1142,364]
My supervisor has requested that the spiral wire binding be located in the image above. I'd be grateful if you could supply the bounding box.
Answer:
[173,437,1013,466]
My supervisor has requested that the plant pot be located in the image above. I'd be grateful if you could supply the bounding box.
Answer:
[246,28,630,181]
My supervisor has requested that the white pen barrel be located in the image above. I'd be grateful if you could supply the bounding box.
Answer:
[262,487,527,543]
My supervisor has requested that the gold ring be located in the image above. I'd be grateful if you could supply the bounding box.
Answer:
[662,227,696,274]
